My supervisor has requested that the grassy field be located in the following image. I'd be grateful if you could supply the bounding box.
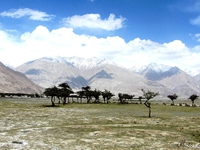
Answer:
[0,97,200,150]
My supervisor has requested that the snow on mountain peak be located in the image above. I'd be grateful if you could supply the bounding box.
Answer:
[36,56,118,69]
[131,62,171,73]
[68,57,118,69]
[65,56,104,69]
[39,56,66,63]
[147,63,171,73]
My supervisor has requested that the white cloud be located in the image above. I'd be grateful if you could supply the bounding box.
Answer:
[0,8,55,21]
[0,25,200,73]
[190,15,200,25]
[63,13,126,31]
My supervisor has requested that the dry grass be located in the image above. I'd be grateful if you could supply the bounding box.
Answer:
[0,97,200,150]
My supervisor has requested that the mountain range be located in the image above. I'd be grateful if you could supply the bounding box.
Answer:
[15,56,200,97]
[131,63,200,96]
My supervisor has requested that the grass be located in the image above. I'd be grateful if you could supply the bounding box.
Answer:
[0,97,200,149]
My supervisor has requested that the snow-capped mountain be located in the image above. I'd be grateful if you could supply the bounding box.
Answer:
[63,56,118,69]
[131,63,171,74]
[131,63,175,81]
[34,56,118,70]
[16,56,174,96]
[131,62,200,96]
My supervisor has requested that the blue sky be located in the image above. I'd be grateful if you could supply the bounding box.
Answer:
[1,0,200,74]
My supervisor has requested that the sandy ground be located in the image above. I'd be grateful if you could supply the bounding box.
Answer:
[0,98,200,150]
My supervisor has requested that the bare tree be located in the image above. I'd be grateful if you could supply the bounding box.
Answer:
[141,89,159,117]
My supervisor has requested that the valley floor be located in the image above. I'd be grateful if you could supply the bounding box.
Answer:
[0,97,200,150]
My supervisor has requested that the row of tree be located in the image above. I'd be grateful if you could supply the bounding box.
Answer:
[0,93,41,98]
[43,83,199,117]
[43,83,115,106]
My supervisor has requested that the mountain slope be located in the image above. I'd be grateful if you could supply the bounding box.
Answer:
[0,62,43,94]
[16,57,81,89]
[194,74,200,82]
[158,68,200,96]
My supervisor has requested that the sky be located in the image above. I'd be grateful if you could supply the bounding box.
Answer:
[1,0,200,73]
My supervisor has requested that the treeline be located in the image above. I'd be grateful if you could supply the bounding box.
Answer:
[0,93,41,98]
[43,83,117,106]
[43,83,147,106]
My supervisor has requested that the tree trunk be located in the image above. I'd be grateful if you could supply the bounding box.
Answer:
[139,99,142,104]
[51,97,55,107]
[171,100,174,106]
[149,106,151,118]
[144,100,151,117]
[63,97,66,105]
[192,100,194,107]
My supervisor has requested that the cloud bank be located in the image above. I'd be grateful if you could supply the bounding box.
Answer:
[0,8,55,21]
[0,25,200,74]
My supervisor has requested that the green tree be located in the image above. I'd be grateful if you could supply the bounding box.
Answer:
[58,83,73,104]
[188,94,199,107]
[118,93,124,104]
[123,94,135,104]
[92,89,102,103]
[141,89,159,117]
[44,86,59,106]
[102,89,114,104]
[76,90,85,103]
[118,93,134,104]
[138,96,143,104]
[167,94,178,106]
[82,86,92,103]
